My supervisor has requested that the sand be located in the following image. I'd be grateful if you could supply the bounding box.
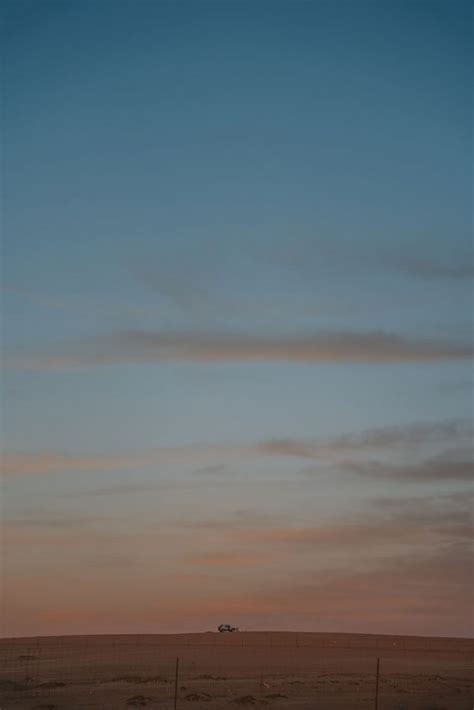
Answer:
[0,632,472,709]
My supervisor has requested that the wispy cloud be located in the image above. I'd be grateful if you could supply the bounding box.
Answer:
[204,495,473,551]
[2,285,73,312]
[78,483,155,496]
[397,258,474,280]
[261,419,471,458]
[6,328,473,370]
[374,490,473,510]
[3,523,120,547]
[1,284,160,319]
[2,516,105,529]
[340,449,473,482]
[268,238,474,284]
[191,551,274,567]
[138,263,215,315]
[1,445,248,476]
[3,419,470,477]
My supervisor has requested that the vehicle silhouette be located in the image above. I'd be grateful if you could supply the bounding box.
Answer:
[218,624,239,632]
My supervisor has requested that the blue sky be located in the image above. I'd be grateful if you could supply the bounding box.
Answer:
[2,0,472,637]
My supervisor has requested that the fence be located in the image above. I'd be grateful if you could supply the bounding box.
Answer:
[0,633,473,709]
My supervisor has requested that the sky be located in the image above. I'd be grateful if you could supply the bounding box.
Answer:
[1,0,473,638]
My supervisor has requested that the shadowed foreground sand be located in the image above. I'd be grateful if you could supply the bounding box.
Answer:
[0,632,472,709]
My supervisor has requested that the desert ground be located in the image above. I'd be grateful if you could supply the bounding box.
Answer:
[0,632,472,710]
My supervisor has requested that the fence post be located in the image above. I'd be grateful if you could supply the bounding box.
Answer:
[374,657,380,710]
[174,656,180,710]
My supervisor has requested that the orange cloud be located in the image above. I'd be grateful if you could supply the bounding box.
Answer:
[190,551,275,567]
[2,521,120,547]
[7,328,473,370]
[1,444,249,475]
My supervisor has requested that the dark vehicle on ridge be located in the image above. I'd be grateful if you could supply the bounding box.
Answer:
[218,624,239,632]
